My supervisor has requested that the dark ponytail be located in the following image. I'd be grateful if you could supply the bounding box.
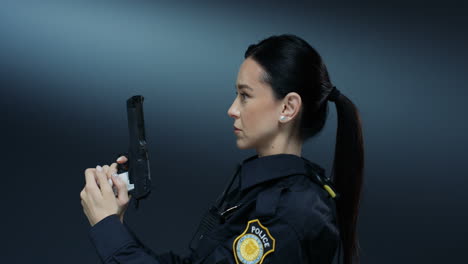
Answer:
[329,91,365,264]
[244,34,365,264]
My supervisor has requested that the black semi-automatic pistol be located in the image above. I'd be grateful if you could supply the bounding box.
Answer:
[114,95,152,208]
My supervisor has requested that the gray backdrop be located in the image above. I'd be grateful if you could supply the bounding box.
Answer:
[1,0,467,263]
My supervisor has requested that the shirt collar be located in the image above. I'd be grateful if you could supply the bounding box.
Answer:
[238,153,325,192]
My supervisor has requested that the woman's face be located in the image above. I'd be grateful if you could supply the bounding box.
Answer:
[227,57,283,150]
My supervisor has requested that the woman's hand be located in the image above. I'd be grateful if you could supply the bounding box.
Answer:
[80,157,130,226]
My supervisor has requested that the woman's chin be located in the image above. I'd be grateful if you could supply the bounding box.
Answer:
[236,140,250,150]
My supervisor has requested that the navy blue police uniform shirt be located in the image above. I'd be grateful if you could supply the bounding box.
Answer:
[89,153,341,264]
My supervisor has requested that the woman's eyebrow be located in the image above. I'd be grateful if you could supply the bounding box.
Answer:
[235,83,254,91]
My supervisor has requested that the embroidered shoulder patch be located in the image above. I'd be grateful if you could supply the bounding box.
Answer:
[232,219,275,264]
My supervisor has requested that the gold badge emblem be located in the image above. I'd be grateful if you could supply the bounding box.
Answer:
[233,219,275,264]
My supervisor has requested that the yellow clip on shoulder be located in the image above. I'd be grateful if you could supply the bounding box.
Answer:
[323,184,337,198]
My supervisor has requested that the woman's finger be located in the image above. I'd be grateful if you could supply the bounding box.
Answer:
[116,156,128,164]
[111,173,129,202]
[84,168,100,192]
[80,188,87,200]
[95,165,112,194]
[109,163,118,174]
[102,165,111,186]
[102,165,110,174]
[106,163,118,187]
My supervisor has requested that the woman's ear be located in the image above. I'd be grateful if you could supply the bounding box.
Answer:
[279,92,302,122]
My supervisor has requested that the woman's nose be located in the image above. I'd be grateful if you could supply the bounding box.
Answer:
[227,102,239,119]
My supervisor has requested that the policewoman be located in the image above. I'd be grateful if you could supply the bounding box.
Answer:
[80,34,365,264]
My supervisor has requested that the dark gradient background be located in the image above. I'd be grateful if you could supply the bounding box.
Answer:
[1,0,467,263]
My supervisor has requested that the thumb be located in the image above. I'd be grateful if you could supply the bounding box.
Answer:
[116,156,128,164]
[111,173,129,202]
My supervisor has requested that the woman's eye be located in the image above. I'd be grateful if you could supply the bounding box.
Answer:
[235,91,248,101]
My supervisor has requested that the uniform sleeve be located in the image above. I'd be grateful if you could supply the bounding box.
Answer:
[89,214,192,264]
[261,220,304,264]
[262,215,339,264]
[304,219,340,263]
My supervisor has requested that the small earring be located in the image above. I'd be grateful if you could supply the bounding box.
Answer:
[279,115,287,121]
